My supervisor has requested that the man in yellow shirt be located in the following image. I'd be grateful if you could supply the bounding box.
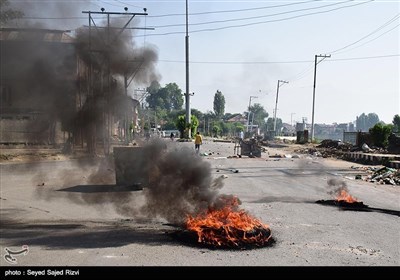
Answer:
[194,132,203,154]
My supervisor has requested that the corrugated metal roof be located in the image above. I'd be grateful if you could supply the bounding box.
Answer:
[0,28,74,43]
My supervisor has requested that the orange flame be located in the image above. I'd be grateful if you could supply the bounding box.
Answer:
[185,197,271,247]
[335,189,358,203]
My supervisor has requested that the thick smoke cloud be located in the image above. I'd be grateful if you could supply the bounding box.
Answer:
[3,0,159,142]
[140,140,226,224]
[6,0,91,30]
[6,1,226,226]
[36,140,231,225]
[327,178,350,197]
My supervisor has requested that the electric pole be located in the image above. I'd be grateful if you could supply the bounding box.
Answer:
[184,0,191,139]
[82,8,148,154]
[273,80,288,135]
[291,113,296,127]
[310,54,331,142]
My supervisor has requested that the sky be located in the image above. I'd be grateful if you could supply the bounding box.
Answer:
[6,0,400,125]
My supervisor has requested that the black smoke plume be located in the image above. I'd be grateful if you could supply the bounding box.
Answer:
[140,140,226,224]
[2,0,159,145]
[327,178,350,197]
[37,140,231,225]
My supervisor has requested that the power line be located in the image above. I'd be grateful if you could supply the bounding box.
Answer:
[327,13,400,54]
[114,0,145,9]
[290,14,399,83]
[135,0,374,37]
[157,54,398,65]
[146,0,322,18]
[151,0,355,29]
[333,23,400,54]
[21,0,373,35]
[20,0,320,20]
[327,54,400,61]
[158,59,312,64]
[97,0,124,9]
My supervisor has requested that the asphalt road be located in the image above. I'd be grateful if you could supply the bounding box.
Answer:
[1,140,399,266]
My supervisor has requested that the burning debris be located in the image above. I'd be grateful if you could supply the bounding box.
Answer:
[335,189,358,204]
[185,196,272,249]
[316,178,400,216]
[50,140,274,249]
[139,141,273,249]
[320,178,367,208]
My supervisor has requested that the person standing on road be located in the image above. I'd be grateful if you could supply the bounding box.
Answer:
[194,131,203,154]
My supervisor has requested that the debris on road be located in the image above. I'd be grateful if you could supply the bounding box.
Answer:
[350,165,400,186]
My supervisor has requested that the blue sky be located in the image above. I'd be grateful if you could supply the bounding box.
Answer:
[11,0,400,125]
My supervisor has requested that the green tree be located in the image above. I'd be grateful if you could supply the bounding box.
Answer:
[0,0,24,25]
[233,122,245,134]
[190,108,204,122]
[175,114,199,139]
[175,115,186,138]
[213,90,225,118]
[223,113,235,121]
[248,103,268,132]
[146,82,184,112]
[369,123,393,148]
[212,124,221,137]
[266,117,283,132]
[203,111,216,136]
[392,114,400,133]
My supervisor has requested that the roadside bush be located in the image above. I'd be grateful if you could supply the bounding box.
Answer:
[369,123,393,148]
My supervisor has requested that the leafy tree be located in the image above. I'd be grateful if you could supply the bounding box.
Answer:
[175,114,199,138]
[233,122,245,134]
[190,108,204,122]
[0,0,24,25]
[266,117,283,132]
[146,82,183,112]
[175,115,186,138]
[212,124,221,137]
[392,114,400,133]
[356,113,380,132]
[223,113,234,121]
[369,123,393,148]
[213,90,225,118]
[203,111,215,136]
[190,115,199,137]
[248,103,268,132]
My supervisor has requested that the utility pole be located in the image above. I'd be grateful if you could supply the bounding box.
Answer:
[82,8,148,154]
[184,0,191,139]
[273,80,288,135]
[310,54,331,142]
[291,113,296,127]
[247,96,258,132]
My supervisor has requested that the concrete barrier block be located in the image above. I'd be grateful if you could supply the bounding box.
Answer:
[113,146,149,189]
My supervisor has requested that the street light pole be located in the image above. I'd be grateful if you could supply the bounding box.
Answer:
[310,54,331,142]
[184,0,191,139]
[273,80,288,135]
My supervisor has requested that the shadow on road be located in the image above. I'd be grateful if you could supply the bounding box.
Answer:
[58,184,143,193]
[0,218,178,250]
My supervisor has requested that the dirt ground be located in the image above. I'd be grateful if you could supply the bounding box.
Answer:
[0,140,346,164]
[0,146,91,163]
